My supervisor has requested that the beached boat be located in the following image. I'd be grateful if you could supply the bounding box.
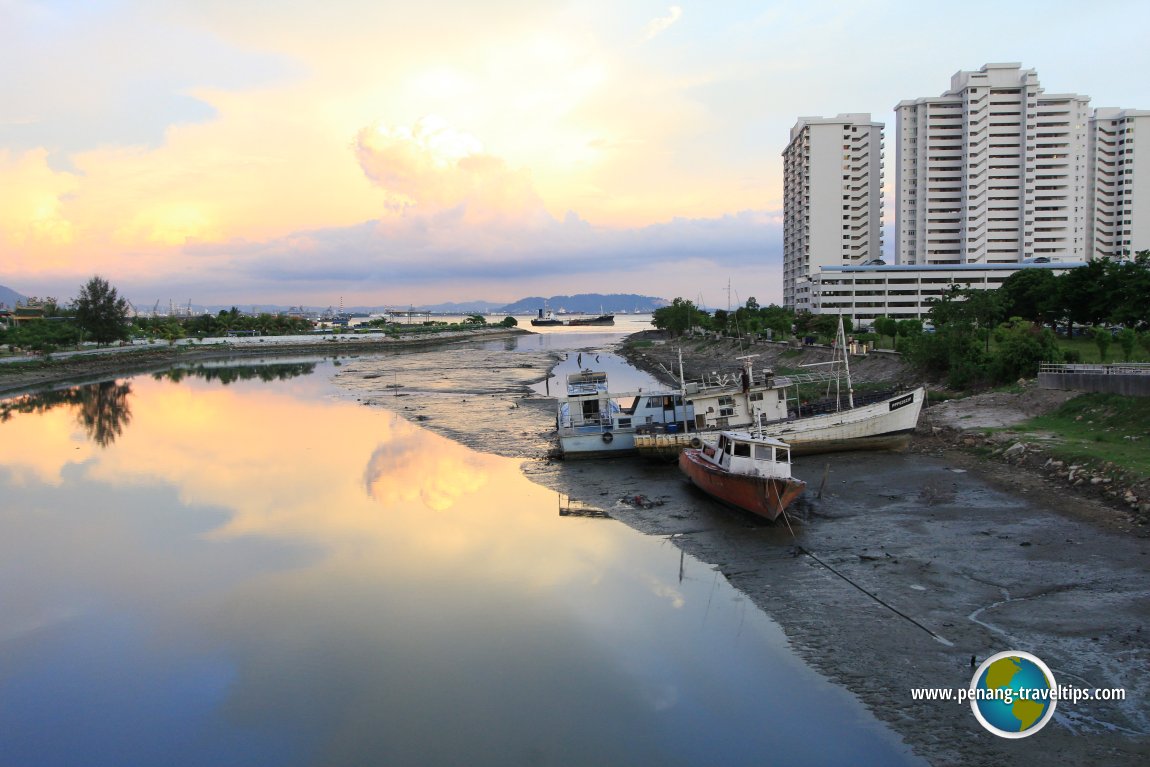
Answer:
[556,370,691,458]
[678,431,806,521]
[634,321,924,458]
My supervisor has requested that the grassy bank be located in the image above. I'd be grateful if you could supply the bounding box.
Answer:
[1013,393,1150,477]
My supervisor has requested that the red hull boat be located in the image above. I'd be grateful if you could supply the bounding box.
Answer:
[678,432,805,522]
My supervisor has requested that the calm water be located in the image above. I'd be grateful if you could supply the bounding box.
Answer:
[0,341,921,766]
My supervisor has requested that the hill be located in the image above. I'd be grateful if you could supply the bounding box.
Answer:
[0,284,27,308]
[498,294,667,314]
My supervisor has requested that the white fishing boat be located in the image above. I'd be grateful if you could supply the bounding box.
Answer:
[633,318,925,458]
[555,370,691,458]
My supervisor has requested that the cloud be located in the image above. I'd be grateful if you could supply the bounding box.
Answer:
[642,6,683,41]
[354,116,551,227]
[166,205,782,306]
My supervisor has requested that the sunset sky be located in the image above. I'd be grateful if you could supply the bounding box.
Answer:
[3,0,1149,308]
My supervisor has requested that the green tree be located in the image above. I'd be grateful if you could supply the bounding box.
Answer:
[990,320,1059,382]
[499,316,517,328]
[999,268,1058,326]
[874,316,898,348]
[1057,261,1110,331]
[897,318,923,338]
[73,276,130,345]
[905,290,989,389]
[652,298,709,337]
[1116,327,1137,362]
[159,320,186,346]
[464,314,486,325]
[1093,326,1112,363]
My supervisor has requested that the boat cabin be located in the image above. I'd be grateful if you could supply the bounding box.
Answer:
[701,432,794,479]
[558,370,692,434]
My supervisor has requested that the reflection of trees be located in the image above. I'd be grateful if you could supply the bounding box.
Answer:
[0,380,133,447]
[76,381,132,447]
[154,362,316,385]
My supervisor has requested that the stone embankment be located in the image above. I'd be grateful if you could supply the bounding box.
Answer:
[923,429,1150,528]
[919,382,1150,531]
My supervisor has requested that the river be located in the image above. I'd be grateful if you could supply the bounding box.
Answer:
[0,326,924,766]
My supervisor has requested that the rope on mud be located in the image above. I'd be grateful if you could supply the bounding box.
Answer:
[797,546,954,647]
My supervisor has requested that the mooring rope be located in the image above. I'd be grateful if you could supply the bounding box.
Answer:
[797,545,954,647]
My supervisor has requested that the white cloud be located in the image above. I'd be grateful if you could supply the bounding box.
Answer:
[642,6,683,42]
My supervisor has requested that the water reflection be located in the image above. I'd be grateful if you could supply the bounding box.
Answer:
[155,361,317,385]
[0,364,920,766]
[0,380,132,447]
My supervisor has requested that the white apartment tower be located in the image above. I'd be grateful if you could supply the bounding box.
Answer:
[782,114,884,308]
[895,63,1090,265]
[1088,108,1150,259]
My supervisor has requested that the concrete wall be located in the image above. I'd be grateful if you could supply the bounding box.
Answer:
[1038,372,1150,397]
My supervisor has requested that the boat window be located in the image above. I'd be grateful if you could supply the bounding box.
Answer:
[779,448,790,463]
[581,401,600,419]
[754,444,773,461]
[645,397,663,408]
[617,418,632,428]
[733,442,751,457]
[718,435,728,452]
[750,392,764,402]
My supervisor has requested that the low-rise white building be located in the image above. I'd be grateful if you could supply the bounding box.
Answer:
[793,262,1084,323]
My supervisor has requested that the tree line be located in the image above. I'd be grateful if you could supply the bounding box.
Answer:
[1,276,315,353]
[651,251,1150,390]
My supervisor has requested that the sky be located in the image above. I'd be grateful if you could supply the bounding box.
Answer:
[3,0,1150,309]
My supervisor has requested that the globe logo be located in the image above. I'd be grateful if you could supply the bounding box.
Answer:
[969,651,1057,738]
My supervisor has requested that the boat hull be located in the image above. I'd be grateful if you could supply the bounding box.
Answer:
[678,449,806,521]
[566,314,615,326]
[637,387,924,458]
[558,429,638,458]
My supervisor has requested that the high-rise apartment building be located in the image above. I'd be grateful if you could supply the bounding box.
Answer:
[1088,108,1150,259]
[782,114,884,308]
[895,63,1090,265]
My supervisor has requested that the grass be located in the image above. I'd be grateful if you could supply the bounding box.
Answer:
[1053,336,1150,365]
[1015,393,1150,477]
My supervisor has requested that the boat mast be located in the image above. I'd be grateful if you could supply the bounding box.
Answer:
[838,315,854,409]
[678,347,690,435]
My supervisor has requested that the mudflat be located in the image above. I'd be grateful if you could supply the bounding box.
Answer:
[352,334,1150,766]
[4,330,1148,765]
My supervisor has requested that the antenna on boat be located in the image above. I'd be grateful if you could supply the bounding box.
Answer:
[678,347,690,435]
[838,315,854,409]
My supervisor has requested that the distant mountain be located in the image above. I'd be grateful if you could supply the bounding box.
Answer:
[0,284,27,309]
[498,294,668,314]
[419,300,505,314]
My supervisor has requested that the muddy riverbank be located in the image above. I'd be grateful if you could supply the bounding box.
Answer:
[3,328,1147,765]
[0,328,529,396]
[337,333,1149,767]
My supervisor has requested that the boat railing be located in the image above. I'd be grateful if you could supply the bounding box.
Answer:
[1038,362,1150,376]
[771,370,857,388]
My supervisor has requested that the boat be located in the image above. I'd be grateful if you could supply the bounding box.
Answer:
[678,431,806,521]
[531,307,564,327]
[531,307,615,327]
[555,370,691,458]
[634,318,924,458]
[565,313,615,326]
